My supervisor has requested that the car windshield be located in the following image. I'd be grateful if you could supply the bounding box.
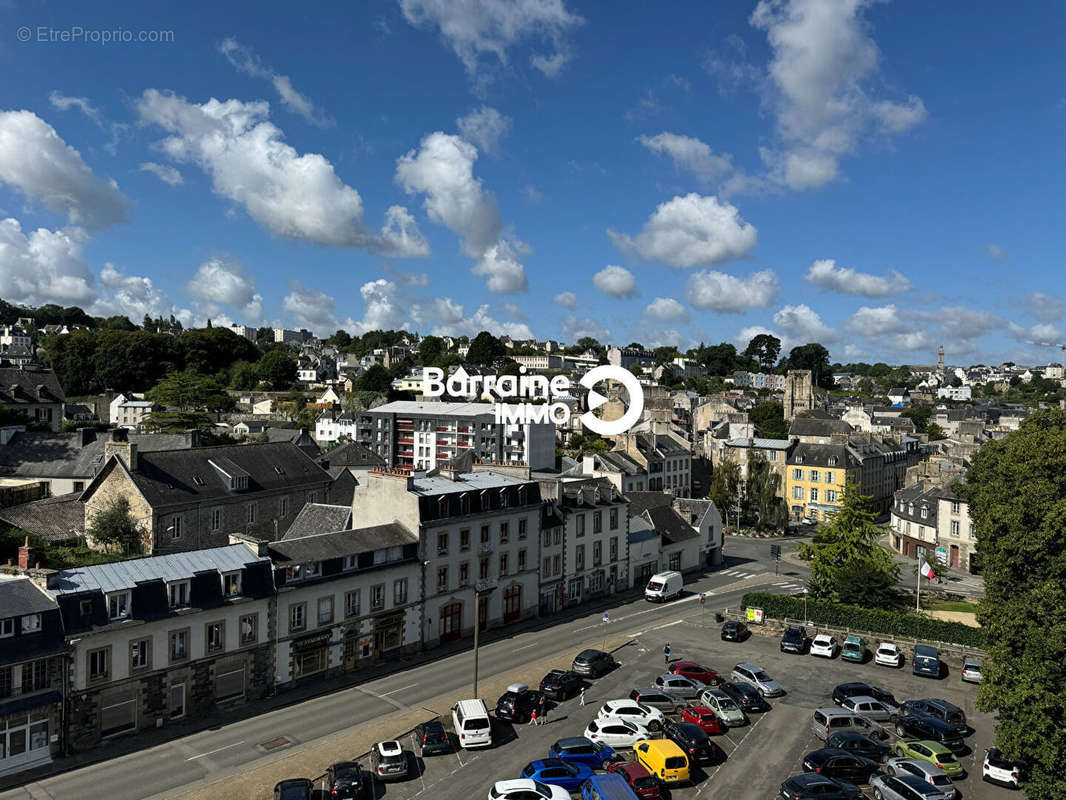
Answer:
[633,776,658,789]
[700,713,716,723]
[986,751,1012,768]
[938,752,957,763]
[664,756,686,769]
[380,753,404,765]
[533,781,552,796]
[931,774,953,786]
[718,697,739,711]
[844,642,860,650]
[916,656,937,666]
[647,581,663,590]
[944,711,964,723]
[753,670,772,681]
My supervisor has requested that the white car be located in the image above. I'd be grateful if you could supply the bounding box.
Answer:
[840,694,899,722]
[489,779,571,800]
[810,634,838,658]
[597,700,665,731]
[875,642,904,667]
[584,717,649,748]
[982,748,1020,788]
[885,758,958,799]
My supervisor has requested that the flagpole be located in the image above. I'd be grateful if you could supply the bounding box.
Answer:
[916,557,921,612]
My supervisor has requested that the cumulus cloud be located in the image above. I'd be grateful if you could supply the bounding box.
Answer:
[593,265,638,298]
[186,256,263,321]
[844,304,910,336]
[644,297,689,323]
[773,303,835,342]
[502,303,527,321]
[553,291,578,309]
[96,263,193,323]
[561,314,610,343]
[282,282,358,334]
[48,91,103,127]
[1022,292,1066,324]
[219,37,331,126]
[685,269,779,313]
[378,205,431,257]
[733,324,781,351]
[1008,321,1062,347]
[0,110,130,229]
[804,258,912,298]
[0,219,96,306]
[637,132,734,182]
[472,240,528,292]
[845,303,1003,354]
[457,106,512,155]
[139,162,184,186]
[984,243,1008,261]
[412,297,533,339]
[382,265,431,287]
[350,279,411,334]
[397,0,583,81]
[608,193,757,268]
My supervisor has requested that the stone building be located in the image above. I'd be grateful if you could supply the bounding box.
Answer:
[782,370,814,421]
[0,367,65,433]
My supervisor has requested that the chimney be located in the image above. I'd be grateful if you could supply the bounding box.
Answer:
[77,427,97,447]
[17,536,32,570]
[105,428,138,471]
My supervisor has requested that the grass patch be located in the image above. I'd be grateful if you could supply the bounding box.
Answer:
[922,599,979,613]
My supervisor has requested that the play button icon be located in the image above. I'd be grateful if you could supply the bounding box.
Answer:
[578,365,645,436]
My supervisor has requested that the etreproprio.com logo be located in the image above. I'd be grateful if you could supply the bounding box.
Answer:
[422,364,644,436]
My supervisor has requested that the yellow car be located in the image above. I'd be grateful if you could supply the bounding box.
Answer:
[633,739,690,785]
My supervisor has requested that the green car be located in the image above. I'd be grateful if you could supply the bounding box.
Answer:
[894,739,964,777]
[841,635,866,663]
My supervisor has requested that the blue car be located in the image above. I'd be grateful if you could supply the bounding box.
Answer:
[521,759,596,792]
[548,737,619,770]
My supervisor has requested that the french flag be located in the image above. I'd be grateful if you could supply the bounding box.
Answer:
[919,554,937,580]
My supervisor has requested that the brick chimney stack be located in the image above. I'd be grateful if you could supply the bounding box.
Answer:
[105,428,138,471]
[17,536,32,570]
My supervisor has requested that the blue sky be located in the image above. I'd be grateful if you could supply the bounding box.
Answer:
[0,0,1063,365]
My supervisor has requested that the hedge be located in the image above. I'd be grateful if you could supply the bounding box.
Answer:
[741,591,986,649]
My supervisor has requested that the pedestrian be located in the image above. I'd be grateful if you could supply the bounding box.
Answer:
[528,709,537,726]
[579,687,586,707]
[664,642,671,666]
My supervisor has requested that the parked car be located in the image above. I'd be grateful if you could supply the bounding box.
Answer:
[680,705,723,734]
[982,747,1020,788]
[521,758,595,792]
[720,620,748,641]
[415,720,452,756]
[810,634,839,658]
[884,758,958,799]
[869,773,953,800]
[893,715,965,753]
[778,773,862,800]
[584,717,649,749]
[839,695,899,722]
[960,657,983,684]
[893,741,964,778]
[668,661,722,686]
[719,681,771,713]
[661,720,721,765]
[731,663,784,697]
[632,739,690,786]
[899,700,968,737]
[875,642,904,667]
[606,761,663,800]
[840,635,866,663]
[912,645,942,678]
[548,737,620,769]
[780,624,808,654]
[628,688,685,713]
[644,570,684,602]
[370,740,409,781]
[697,688,747,727]
[832,682,897,708]
[826,731,891,763]
[811,708,889,742]
[273,779,313,800]
[325,762,369,799]
[489,779,570,800]
[802,748,880,783]
[573,649,616,677]
[496,683,542,723]
[598,700,665,731]
[654,674,705,699]
[453,698,493,749]
[540,669,583,700]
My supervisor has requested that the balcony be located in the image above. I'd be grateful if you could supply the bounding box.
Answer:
[397,437,414,444]
[436,440,451,447]
[478,542,493,555]
[436,426,453,432]
[436,453,449,459]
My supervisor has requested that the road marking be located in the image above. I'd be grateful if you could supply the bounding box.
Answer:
[515,642,540,651]
[380,683,419,696]
[698,712,769,793]
[185,741,245,761]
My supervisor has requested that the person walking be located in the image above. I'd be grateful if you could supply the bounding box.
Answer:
[528,709,538,726]
[538,695,548,724]
[579,687,586,707]
[664,642,671,666]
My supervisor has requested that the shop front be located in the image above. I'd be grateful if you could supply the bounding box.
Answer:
[0,693,60,776]
[290,631,332,680]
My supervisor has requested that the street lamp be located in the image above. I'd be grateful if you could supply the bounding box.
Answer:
[803,588,809,625]
[471,580,497,698]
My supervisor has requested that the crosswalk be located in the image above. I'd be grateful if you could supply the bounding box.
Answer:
[720,568,762,579]
[770,580,805,593]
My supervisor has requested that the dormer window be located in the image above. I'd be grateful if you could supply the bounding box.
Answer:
[0,618,12,638]
[827,456,837,466]
[285,565,303,581]
[796,456,804,464]
[304,562,321,578]
[168,580,190,608]
[107,591,130,621]
[908,504,914,515]
[519,486,528,505]
[439,496,449,517]
[343,554,358,571]
[920,507,928,519]
[460,493,471,514]
[222,572,241,597]
[499,488,510,508]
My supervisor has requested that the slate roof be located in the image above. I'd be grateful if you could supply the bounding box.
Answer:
[594,451,644,475]
[892,482,941,525]
[282,503,353,539]
[0,431,195,479]
[625,491,676,515]
[724,437,792,450]
[372,400,496,419]
[410,470,530,496]
[317,440,385,470]
[625,492,700,545]
[268,523,416,564]
[0,492,84,542]
[0,367,65,404]
[788,442,859,468]
[788,417,853,437]
[0,575,57,615]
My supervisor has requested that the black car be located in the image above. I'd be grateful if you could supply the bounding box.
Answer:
[721,620,748,641]
[415,720,451,756]
[496,683,543,722]
[540,669,583,700]
[825,731,890,763]
[326,762,368,799]
[572,649,616,677]
[780,625,808,654]
[831,682,897,708]
[779,773,862,800]
[802,748,880,784]
[720,682,772,713]
[273,779,313,800]
[893,713,965,752]
[899,699,969,737]
[661,720,722,765]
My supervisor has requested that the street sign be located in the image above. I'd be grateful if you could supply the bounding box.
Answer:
[746,606,765,624]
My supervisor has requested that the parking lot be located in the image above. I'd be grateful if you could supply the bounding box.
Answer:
[330,619,1019,800]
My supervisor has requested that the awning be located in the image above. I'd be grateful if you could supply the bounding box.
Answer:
[0,690,61,717]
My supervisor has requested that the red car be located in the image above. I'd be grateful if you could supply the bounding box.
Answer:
[680,705,723,735]
[669,661,722,686]
[606,761,662,800]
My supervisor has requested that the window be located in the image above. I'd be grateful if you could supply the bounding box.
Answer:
[371,584,385,611]
[610,508,618,529]
[480,525,490,544]
[825,490,838,503]
[170,516,182,539]
[437,531,449,555]
[307,490,319,504]
[499,522,510,544]
[553,529,561,546]
[239,614,258,645]
[826,471,835,484]
[791,486,804,500]
[168,580,190,608]
[518,549,526,571]
[518,519,527,539]
[575,544,585,570]
[246,502,257,525]
[343,554,357,570]
[970,523,976,540]
[0,618,12,638]
[345,590,361,618]
[951,501,960,514]
[107,591,130,621]
[920,506,928,519]
[289,603,306,633]
[792,468,804,480]
[280,497,289,517]
[593,511,602,533]
[210,507,222,532]
[437,566,448,592]
[459,562,469,586]
[543,530,552,548]
[827,456,837,466]
[576,514,586,537]
[479,557,489,580]
[18,659,48,694]
[73,481,85,492]
[593,541,602,566]
[88,648,110,682]
[810,487,819,502]
[610,536,618,561]
[460,528,470,550]
[553,554,561,575]
[206,621,224,653]
[169,629,189,662]
[499,488,509,508]
[542,557,552,577]
[222,572,241,597]
[499,553,508,575]
[317,597,334,626]
[810,470,820,483]
[21,613,41,632]
[393,578,408,605]
[908,504,914,515]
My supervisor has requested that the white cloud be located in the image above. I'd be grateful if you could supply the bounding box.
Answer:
[845,303,1003,355]
[48,91,103,127]
[1023,292,1066,323]
[522,185,543,204]
[137,90,422,252]
[844,304,909,336]
[350,279,411,334]
[502,303,527,321]
[457,106,512,155]
[412,297,533,339]
[733,324,781,351]
[0,218,96,306]
[219,37,331,127]
[773,303,835,342]
[644,297,689,323]
[608,193,757,268]
[804,258,912,298]
[0,110,130,229]
[382,265,431,287]
[472,240,528,292]
[1008,321,1062,347]
[96,263,193,323]
[637,132,733,182]
[685,269,779,313]
[553,291,578,309]
[282,282,358,334]
[397,0,583,81]
[984,243,1008,261]
[139,162,184,186]
[593,265,638,298]
[561,314,610,343]
[378,205,431,257]
[186,256,263,321]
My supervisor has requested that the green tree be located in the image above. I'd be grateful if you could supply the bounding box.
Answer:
[956,410,1066,799]
[229,360,260,390]
[99,315,137,331]
[576,336,602,354]
[782,343,834,389]
[900,405,932,433]
[925,422,947,441]
[181,327,260,375]
[417,335,444,365]
[799,482,902,609]
[467,331,504,364]
[743,333,782,372]
[356,364,393,393]
[147,370,233,414]
[709,458,741,525]
[653,346,680,365]
[327,330,352,348]
[695,342,741,376]
[749,401,789,439]
[256,348,297,389]
[745,453,788,530]
[87,496,141,555]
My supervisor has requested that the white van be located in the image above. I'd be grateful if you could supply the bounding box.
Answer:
[645,571,683,602]
[452,698,492,748]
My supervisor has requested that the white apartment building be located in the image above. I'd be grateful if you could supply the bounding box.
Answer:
[228,324,257,342]
[936,490,978,573]
[937,385,973,401]
[0,326,32,348]
[512,354,564,371]
[273,328,312,345]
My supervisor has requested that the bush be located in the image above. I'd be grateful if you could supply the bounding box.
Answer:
[741,591,985,648]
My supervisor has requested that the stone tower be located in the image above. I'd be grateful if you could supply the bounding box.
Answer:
[783,370,814,421]
[938,344,945,373]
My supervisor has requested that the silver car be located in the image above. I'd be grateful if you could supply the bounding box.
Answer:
[884,758,958,799]
[870,772,953,800]
[840,694,900,722]
[730,663,784,697]
[961,657,983,684]
[628,688,684,713]
[654,674,705,699]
